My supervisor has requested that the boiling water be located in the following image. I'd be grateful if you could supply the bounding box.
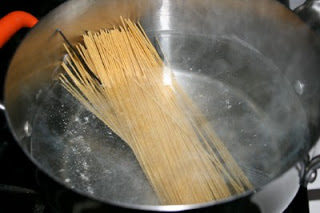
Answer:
[30,33,309,206]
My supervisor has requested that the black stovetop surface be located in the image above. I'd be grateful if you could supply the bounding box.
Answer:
[0,0,311,212]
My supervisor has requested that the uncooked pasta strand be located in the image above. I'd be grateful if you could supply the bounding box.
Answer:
[59,18,253,205]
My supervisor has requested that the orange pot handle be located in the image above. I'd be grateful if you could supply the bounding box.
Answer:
[0,11,38,48]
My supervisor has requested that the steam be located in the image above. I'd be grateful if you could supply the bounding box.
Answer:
[156,32,308,187]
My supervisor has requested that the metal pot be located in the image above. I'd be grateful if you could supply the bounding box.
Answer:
[2,0,320,212]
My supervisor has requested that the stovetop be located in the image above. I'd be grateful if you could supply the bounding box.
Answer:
[0,0,311,212]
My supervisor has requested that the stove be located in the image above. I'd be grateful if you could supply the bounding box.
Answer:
[0,0,311,212]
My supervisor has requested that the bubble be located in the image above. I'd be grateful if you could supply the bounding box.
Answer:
[80,173,89,181]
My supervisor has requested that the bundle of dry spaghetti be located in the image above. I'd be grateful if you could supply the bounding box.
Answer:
[59,18,253,205]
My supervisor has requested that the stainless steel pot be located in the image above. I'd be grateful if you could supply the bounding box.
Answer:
[3,0,320,212]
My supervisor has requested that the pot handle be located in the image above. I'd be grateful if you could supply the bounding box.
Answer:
[0,11,38,48]
[0,11,38,111]
[294,0,320,32]
[298,154,320,186]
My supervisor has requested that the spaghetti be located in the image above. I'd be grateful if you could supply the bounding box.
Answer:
[59,17,253,205]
